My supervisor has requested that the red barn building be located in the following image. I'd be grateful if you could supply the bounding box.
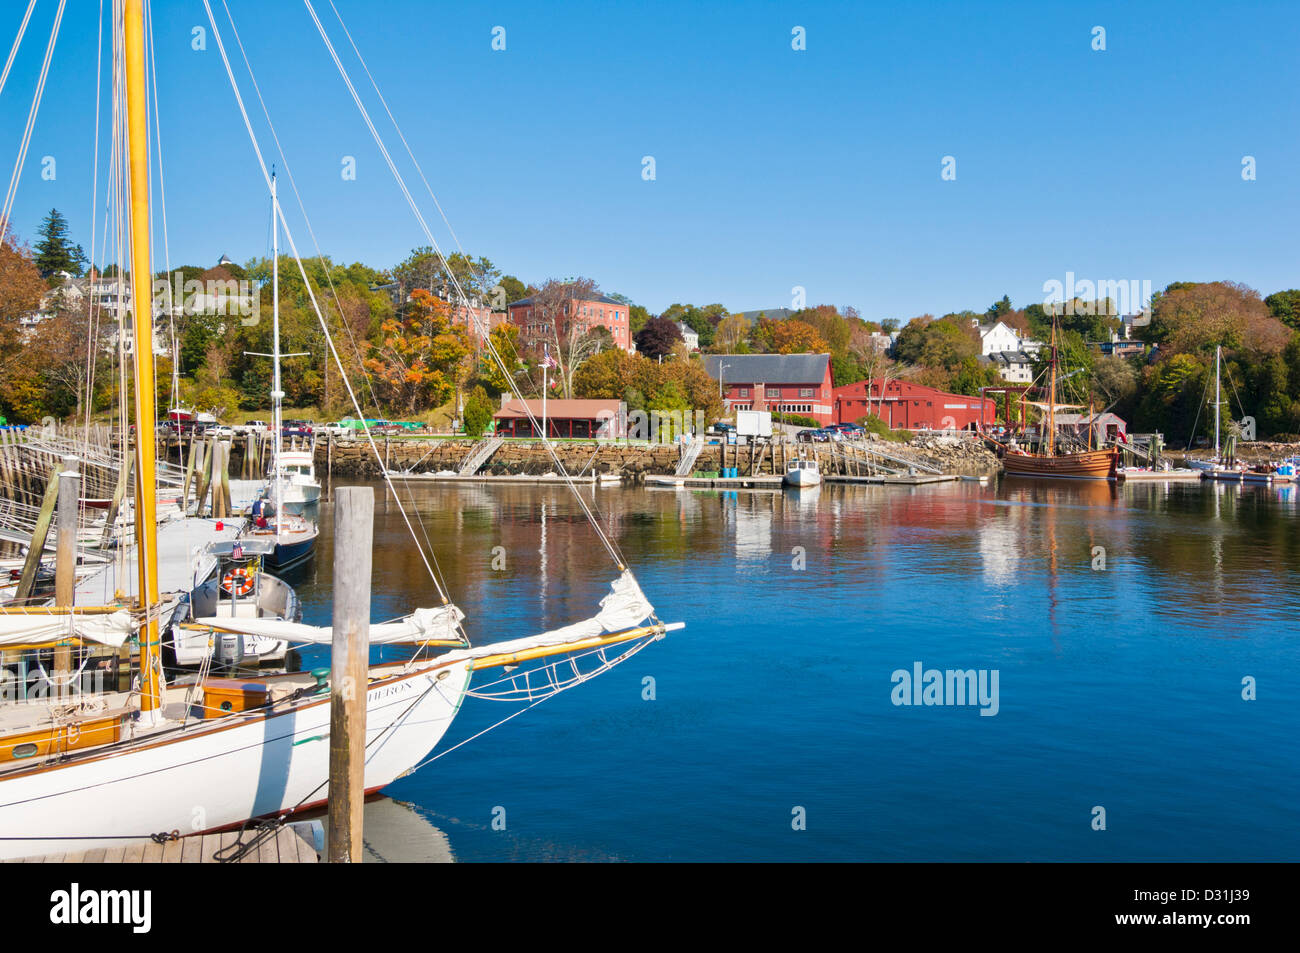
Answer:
[703,353,835,424]
[834,378,995,431]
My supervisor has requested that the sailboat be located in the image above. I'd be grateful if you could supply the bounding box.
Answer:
[1001,318,1119,481]
[0,0,678,860]
[238,171,317,571]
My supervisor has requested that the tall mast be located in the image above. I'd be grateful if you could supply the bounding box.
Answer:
[1046,315,1057,455]
[271,170,283,529]
[124,0,162,714]
[1214,345,1221,459]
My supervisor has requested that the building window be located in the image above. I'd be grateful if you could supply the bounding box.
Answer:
[739,387,750,397]
[768,387,781,398]
[800,388,813,398]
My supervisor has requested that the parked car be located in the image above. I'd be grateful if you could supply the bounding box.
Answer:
[281,419,313,439]
[826,422,865,439]
[709,421,736,435]
[239,420,269,434]
[796,428,827,443]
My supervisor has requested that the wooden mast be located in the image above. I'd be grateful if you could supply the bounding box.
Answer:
[1046,316,1057,455]
[124,0,162,714]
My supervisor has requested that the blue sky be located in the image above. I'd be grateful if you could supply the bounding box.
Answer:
[2,0,1297,320]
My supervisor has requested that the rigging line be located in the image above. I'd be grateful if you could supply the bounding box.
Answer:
[0,0,66,239]
[0,0,36,103]
[415,636,656,769]
[145,0,176,406]
[324,0,544,425]
[82,0,106,437]
[220,0,381,420]
[214,13,456,623]
[327,0,467,261]
[304,0,630,571]
[217,0,446,590]
[200,0,457,614]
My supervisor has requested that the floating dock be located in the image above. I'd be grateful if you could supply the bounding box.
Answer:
[389,471,606,485]
[825,473,960,486]
[646,474,783,489]
[1118,468,1203,482]
[3,821,323,864]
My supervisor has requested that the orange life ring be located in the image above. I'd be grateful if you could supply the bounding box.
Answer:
[221,568,255,597]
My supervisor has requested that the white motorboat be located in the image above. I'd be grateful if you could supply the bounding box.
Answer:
[784,457,822,487]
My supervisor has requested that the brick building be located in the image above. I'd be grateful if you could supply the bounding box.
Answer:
[508,292,635,353]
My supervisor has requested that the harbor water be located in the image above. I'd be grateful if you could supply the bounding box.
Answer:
[286,478,1300,861]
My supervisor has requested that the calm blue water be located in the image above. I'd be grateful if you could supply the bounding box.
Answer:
[286,478,1300,861]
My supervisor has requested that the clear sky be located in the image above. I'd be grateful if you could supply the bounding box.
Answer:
[2,0,1297,321]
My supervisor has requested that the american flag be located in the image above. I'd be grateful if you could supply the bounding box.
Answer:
[541,347,558,370]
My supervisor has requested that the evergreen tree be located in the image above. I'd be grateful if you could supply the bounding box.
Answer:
[33,209,81,278]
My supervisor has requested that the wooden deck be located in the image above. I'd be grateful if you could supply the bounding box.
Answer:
[2,820,322,863]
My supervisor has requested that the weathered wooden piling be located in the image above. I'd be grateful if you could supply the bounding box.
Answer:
[328,486,373,863]
[14,463,62,602]
[53,457,79,687]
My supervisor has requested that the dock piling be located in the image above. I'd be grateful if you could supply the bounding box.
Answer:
[328,486,373,863]
[54,456,79,690]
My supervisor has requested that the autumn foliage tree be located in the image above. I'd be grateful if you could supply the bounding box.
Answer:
[753,316,828,354]
[365,289,470,415]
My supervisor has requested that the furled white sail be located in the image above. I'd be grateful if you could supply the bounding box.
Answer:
[192,571,656,657]
[0,610,134,648]
[194,603,465,645]
[440,571,656,662]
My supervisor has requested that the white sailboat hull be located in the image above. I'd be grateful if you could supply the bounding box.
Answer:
[0,661,471,859]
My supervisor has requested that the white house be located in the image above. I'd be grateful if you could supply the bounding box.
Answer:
[675,320,699,350]
[981,350,1036,384]
[976,319,1042,357]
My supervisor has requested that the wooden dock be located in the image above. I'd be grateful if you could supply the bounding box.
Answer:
[1118,468,1203,482]
[389,471,604,485]
[3,821,322,863]
[825,473,960,486]
[646,474,784,489]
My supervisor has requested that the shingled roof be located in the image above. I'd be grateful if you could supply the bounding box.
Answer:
[702,353,831,384]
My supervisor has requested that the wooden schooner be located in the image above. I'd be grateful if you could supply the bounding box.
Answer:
[0,0,679,860]
[1000,318,1119,481]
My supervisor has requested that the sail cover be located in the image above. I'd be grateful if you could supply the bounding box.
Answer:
[0,610,134,648]
[192,571,655,655]
[194,603,466,645]
[440,571,656,663]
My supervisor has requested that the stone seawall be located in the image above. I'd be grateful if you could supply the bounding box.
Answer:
[318,439,684,479]
[313,435,1004,480]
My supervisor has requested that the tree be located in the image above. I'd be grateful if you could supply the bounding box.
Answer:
[33,210,84,279]
[0,234,47,367]
[1265,289,1300,331]
[634,315,684,359]
[364,289,470,415]
[463,385,494,436]
[526,277,608,397]
[497,275,529,305]
[1142,281,1289,359]
[712,313,750,353]
[753,317,827,354]
[393,248,500,302]
[987,295,1012,319]
[476,322,522,394]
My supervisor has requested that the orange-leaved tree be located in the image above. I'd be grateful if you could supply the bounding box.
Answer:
[365,289,470,415]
